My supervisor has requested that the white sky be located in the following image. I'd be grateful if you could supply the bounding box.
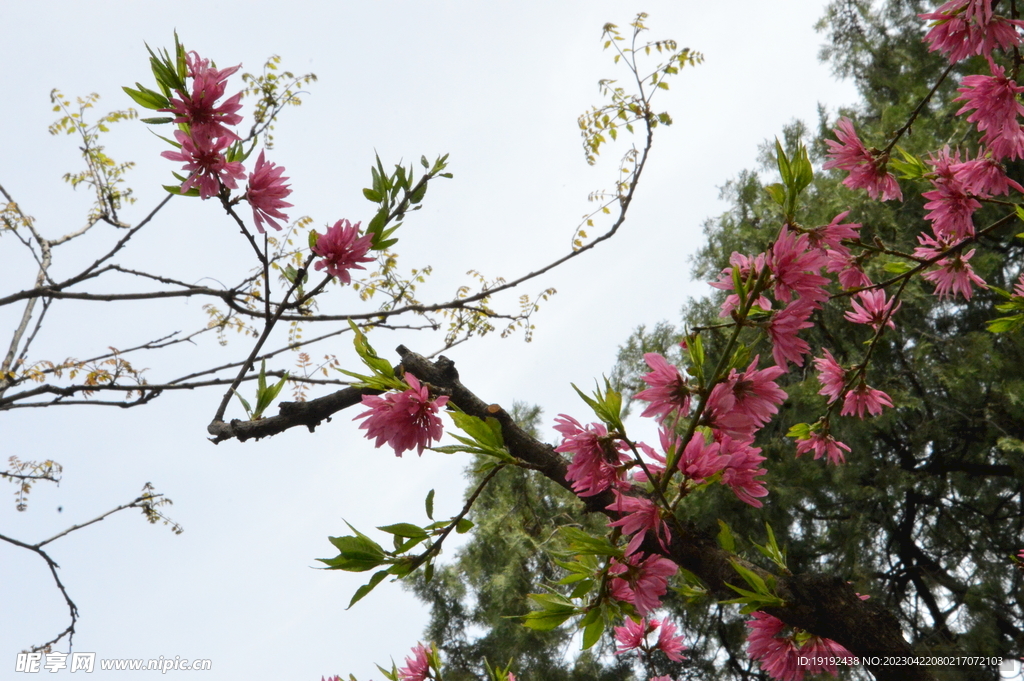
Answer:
[1,2,866,679]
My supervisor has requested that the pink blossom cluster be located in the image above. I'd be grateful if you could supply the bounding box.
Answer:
[397,643,432,681]
[312,219,375,284]
[822,118,902,201]
[614,617,687,662]
[158,50,295,233]
[354,374,449,457]
[919,0,1024,64]
[745,612,853,681]
[813,349,893,421]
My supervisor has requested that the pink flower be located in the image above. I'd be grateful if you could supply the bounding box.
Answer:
[608,553,678,615]
[826,249,872,290]
[822,118,902,201]
[952,155,1024,196]
[707,358,787,439]
[794,430,851,465]
[718,436,769,508]
[354,374,449,457]
[613,618,686,661]
[554,415,628,497]
[312,219,375,284]
[160,129,245,199]
[813,349,847,405]
[769,226,829,306]
[676,431,725,483]
[954,63,1024,161]
[656,619,688,662]
[246,151,293,233]
[634,352,691,421]
[806,211,861,254]
[607,490,671,556]
[710,252,771,317]
[914,234,987,299]
[922,147,980,239]
[766,299,815,369]
[321,676,342,681]
[397,643,431,681]
[841,382,893,419]
[745,612,851,681]
[844,289,900,331]
[920,1,1024,63]
[614,616,649,653]
[1014,273,1024,298]
[163,51,243,142]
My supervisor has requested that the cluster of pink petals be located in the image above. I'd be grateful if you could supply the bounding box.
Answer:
[607,490,671,556]
[613,617,687,662]
[954,63,1024,161]
[160,129,245,199]
[717,435,769,507]
[822,118,902,201]
[608,552,678,615]
[795,430,851,466]
[1015,273,1024,298]
[312,219,375,284]
[710,252,771,318]
[844,289,901,331]
[354,374,449,457]
[952,154,1024,196]
[164,52,243,142]
[919,0,1024,63]
[841,382,894,419]
[554,415,629,496]
[813,349,847,404]
[707,358,787,440]
[160,51,249,200]
[245,151,293,233]
[806,211,862,254]
[746,612,852,681]
[914,234,987,300]
[675,430,726,483]
[766,299,816,369]
[397,643,432,681]
[922,147,981,239]
[769,226,830,306]
[634,352,691,421]
[826,249,872,290]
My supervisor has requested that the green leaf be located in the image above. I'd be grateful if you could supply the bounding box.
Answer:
[521,609,574,631]
[765,183,786,207]
[363,188,383,203]
[883,261,915,274]
[581,615,605,649]
[424,489,435,520]
[455,518,474,534]
[122,84,169,110]
[377,523,429,540]
[162,184,199,197]
[409,182,427,205]
[139,116,174,125]
[717,519,736,552]
[347,569,389,609]
[786,423,812,440]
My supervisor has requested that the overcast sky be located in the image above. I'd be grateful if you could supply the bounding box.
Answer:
[1,2,869,679]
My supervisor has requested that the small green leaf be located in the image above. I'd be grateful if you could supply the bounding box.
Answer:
[363,188,383,203]
[455,518,474,534]
[717,519,735,552]
[377,523,429,540]
[883,261,915,274]
[581,615,605,649]
[425,489,435,520]
[347,569,389,609]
